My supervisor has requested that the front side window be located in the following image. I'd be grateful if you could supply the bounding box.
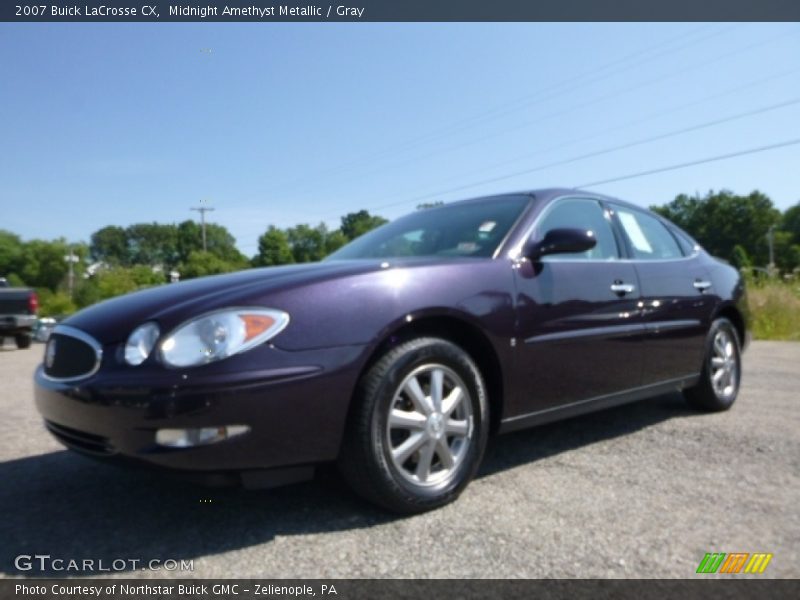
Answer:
[534,198,619,260]
[612,205,683,260]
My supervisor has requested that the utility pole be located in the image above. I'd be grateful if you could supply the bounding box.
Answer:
[191,201,215,252]
[64,248,79,298]
[767,224,776,274]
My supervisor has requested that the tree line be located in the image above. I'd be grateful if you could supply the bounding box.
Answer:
[0,210,387,316]
[650,190,800,272]
[1,191,798,317]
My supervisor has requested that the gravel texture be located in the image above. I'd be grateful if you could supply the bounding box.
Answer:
[0,339,797,579]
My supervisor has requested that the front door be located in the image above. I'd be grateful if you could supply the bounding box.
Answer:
[512,197,646,417]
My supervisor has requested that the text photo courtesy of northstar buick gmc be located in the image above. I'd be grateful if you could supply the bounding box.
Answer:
[34,189,748,513]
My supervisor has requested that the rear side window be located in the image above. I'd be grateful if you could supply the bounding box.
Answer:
[612,206,683,260]
[535,198,619,260]
[671,227,701,255]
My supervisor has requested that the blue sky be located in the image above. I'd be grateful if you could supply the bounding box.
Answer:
[1,22,799,255]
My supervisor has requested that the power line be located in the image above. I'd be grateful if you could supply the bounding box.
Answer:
[361,25,731,158]
[420,65,800,188]
[387,26,739,155]
[576,138,800,188]
[236,26,798,247]
[295,65,800,226]
[351,96,800,214]
[263,24,730,196]
[281,25,795,203]
[237,137,800,252]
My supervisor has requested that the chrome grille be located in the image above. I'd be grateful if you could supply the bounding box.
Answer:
[43,325,102,381]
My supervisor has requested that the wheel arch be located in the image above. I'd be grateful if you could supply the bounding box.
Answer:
[712,302,747,349]
[352,311,507,434]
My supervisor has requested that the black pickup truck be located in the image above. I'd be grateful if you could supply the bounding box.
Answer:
[0,278,38,349]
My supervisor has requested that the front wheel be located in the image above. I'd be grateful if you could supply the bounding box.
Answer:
[15,334,32,349]
[339,337,489,513]
[684,318,741,412]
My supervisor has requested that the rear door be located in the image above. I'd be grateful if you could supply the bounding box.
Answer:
[609,203,713,385]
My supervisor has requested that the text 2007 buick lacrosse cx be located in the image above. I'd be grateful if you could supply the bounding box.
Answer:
[35,189,748,513]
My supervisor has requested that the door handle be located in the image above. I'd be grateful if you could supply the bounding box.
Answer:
[693,280,712,292]
[610,282,635,295]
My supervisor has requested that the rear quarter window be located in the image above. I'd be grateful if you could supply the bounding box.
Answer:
[670,227,701,256]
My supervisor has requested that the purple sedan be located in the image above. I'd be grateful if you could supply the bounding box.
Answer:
[34,189,748,512]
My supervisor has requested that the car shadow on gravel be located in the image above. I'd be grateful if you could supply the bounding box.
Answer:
[0,391,695,577]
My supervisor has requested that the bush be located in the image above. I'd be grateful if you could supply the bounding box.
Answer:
[36,289,76,317]
[74,266,165,309]
[748,281,800,341]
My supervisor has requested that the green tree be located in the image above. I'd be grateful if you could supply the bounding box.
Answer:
[253,226,294,267]
[176,220,245,264]
[325,229,349,254]
[340,210,387,240]
[0,230,25,278]
[37,289,77,317]
[74,267,137,308]
[129,265,167,287]
[287,223,329,263]
[772,230,800,272]
[731,245,751,269]
[73,264,165,309]
[781,201,800,245]
[5,273,26,287]
[176,220,202,263]
[180,250,247,279]
[779,201,800,270]
[90,226,130,265]
[651,190,780,266]
[126,223,179,267]
[19,239,73,291]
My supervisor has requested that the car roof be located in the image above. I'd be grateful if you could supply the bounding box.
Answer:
[443,188,645,212]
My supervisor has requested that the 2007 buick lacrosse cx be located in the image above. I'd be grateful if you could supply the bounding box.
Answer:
[35,189,748,513]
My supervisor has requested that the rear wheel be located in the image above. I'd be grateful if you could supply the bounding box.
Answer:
[15,334,31,349]
[339,337,489,513]
[684,318,741,412]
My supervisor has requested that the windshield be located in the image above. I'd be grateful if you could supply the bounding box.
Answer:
[326,195,531,260]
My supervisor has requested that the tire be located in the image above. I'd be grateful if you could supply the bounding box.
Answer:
[684,318,741,412]
[339,337,489,513]
[15,334,32,349]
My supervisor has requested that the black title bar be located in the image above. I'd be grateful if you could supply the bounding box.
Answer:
[3,0,800,22]
[5,579,800,599]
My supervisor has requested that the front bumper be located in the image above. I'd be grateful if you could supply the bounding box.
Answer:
[34,344,366,480]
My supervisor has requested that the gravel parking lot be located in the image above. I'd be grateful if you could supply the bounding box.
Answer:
[0,340,797,579]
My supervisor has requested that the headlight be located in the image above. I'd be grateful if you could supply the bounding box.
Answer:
[124,322,160,366]
[160,308,289,368]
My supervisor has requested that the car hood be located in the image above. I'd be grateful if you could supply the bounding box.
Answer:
[62,261,386,344]
[61,258,457,344]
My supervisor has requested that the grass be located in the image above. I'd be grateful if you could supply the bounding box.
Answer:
[747,280,800,341]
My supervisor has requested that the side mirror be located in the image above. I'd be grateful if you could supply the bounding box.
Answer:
[524,228,597,260]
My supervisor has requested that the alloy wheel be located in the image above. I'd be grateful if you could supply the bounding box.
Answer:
[710,329,738,399]
[385,363,474,487]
